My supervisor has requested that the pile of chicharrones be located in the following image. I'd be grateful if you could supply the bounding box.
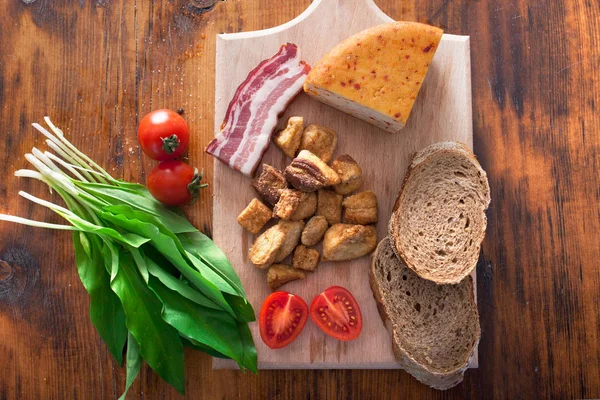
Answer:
[236,116,378,290]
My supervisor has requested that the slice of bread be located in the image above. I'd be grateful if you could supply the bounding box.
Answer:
[389,142,490,284]
[370,237,480,390]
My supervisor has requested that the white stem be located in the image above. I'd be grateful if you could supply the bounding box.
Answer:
[24,153,78,196]
[44,151,88,182]
[32,147,62,174]
[45,140,97,183]
[43,116,64,137]
[32,122,104,183]
[59,162,109,177]
[18,191,105,234]
[19,191,75,216]
[0,214,76,230]
[25,152,58,178]
[43,117,112,182]
[46,140,82,168]
[32,123,69,155]
[14,169,45,181]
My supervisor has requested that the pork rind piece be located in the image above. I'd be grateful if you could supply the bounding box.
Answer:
[322,223,377,261]
[273,189,317,220]
[274,116,304,158]
[237,198,272,234]
[292,245,320,272]
[285,150,341,192]
[332,155,363,195]
[267,264,305,290]
[291,191,317,220]
[249,225,286,269]
[343,190,378,225]
[274,220,305,263]
[299,124,338,163]
[317,189,343,225]
[252,164,288,207]
[301,215,328,246]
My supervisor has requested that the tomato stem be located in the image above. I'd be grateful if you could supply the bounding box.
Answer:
[161,135,181,154]
[187,168,209,204]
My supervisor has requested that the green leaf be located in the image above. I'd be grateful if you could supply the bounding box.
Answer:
[66,215,151,248]
[223,293,256,323]
[118,332,142,400]
[73,231,127,364]
[130,247,149,284]
[179,232,255,322]
[113,180,149,191]
[29,197,150,248]
[184,251,239,296]
[99,208,236,318]
[149,277,256,371]
[144,253,222,311]
[105,205,244,301]
[72,221,149,248]
[102,239,121,280]
[178,231,246,297]
[78,230,93,258]
[110,252,185,394]
[75,182,197,234]
[180,334,229,359]
[235,320,258,373]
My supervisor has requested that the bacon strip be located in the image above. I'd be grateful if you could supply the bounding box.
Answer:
[206,43,311,177]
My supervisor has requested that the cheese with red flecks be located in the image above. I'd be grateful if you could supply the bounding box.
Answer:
[304,22,443,133]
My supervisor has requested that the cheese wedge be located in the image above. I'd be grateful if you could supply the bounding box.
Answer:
[304,22,443,133]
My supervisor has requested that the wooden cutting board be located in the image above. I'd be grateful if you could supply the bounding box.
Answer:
[212,0,476,369]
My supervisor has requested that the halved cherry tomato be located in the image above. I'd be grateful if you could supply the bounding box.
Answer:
[309,286,362,341]
[259,292,308,349]
[138,109,189,161]
[147,160,207,206]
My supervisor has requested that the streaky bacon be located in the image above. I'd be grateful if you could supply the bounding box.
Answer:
[206,43,311,177]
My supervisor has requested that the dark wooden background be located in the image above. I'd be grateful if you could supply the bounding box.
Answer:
[1,0,599,399]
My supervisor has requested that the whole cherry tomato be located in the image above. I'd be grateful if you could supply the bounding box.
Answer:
[146,160,207,206]
[138,109,189,161]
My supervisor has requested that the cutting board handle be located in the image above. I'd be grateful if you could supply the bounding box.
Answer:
[219,0,394,41]
[307,0,394,22]
[340,0,394,21]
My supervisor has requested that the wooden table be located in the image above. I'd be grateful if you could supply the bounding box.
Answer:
[0,0,598,398]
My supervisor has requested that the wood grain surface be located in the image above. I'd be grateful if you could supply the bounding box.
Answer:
[211,0,477,370]
[0,0,599,399]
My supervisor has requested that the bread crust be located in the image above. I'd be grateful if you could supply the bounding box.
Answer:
[388,141,490,284]
[369,237,481,390]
